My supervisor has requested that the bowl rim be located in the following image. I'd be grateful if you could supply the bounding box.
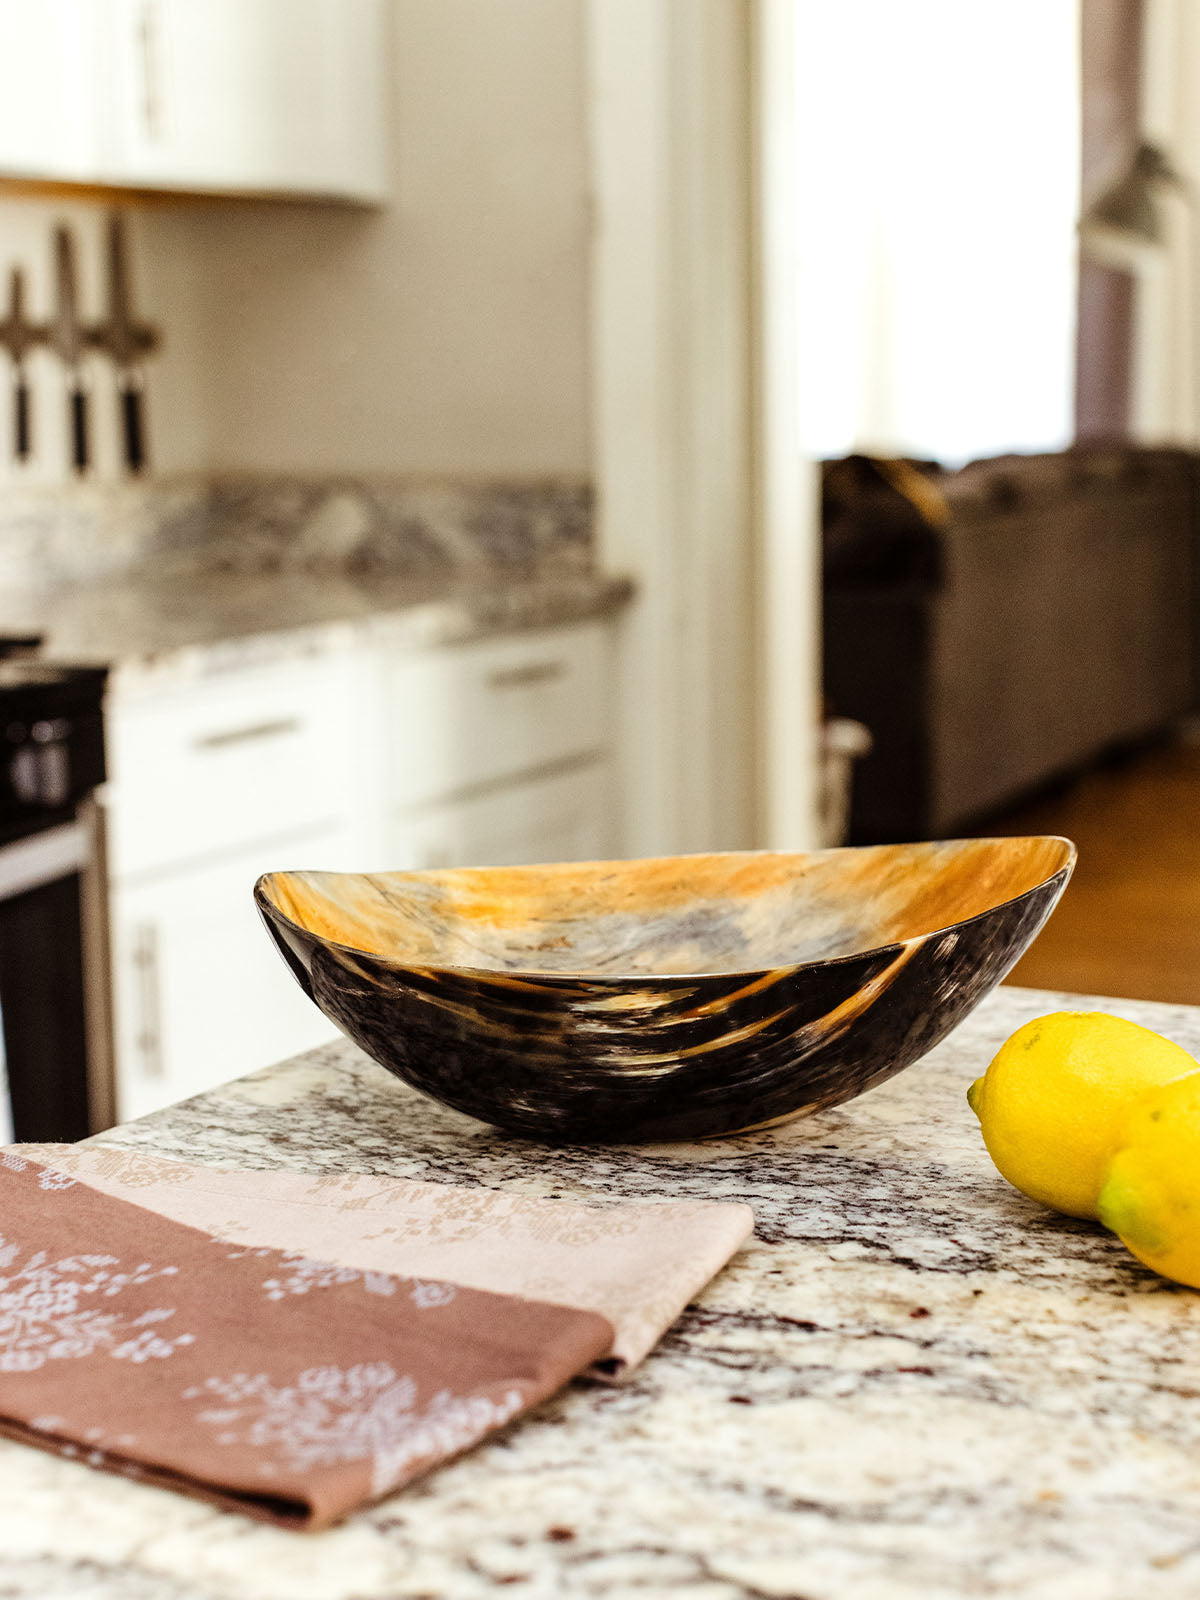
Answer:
[253,836,1077,985]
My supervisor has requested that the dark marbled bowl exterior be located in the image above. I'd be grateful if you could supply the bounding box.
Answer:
[254,840,1075,1143]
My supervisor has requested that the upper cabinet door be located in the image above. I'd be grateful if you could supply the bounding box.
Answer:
[0,0,387,201]
[104,0,388,200]
[0,0,104,182]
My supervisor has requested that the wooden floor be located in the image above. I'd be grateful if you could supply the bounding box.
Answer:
[975,734,1200,1005]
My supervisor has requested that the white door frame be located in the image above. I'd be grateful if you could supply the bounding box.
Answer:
[750,0,822,849]
[1136,0,1199,443]
[586,0,819,860]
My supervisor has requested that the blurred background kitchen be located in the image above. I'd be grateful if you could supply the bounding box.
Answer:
[0,0,1190,1144]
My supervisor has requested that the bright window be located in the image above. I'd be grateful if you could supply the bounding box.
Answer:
[794,0,1082,464]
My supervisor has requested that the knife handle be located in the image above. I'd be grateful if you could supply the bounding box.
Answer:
[70,386,88,474]
[121,381,146,474]
[14,374,30,462]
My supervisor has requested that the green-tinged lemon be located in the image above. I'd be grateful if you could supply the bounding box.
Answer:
[967,1011,1198,1219]
[1099,1072,1200,1287]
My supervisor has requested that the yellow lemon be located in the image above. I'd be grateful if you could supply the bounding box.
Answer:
[1099,1073,1200,1287]
[967,1011,1197,1219]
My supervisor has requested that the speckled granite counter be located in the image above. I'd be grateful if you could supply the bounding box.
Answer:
[6,983,1200,1600]
[0,475,632,687]
[0,565,633,690]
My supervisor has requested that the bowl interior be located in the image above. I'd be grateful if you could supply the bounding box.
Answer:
[258,837,1074,979]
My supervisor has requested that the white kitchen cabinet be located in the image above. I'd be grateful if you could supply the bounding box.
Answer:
[382,623,609,810]
[104,620,617,1122]
[105,652,369,880]
[0,3,102,183]
[0,0,387,201]
[389,763,616,872]
[380,621,615,868]
[105,645,373,1121]
[111,831,347,1122]
[102,0,388,200]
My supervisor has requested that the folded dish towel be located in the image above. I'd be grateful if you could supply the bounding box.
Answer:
[20,1144,755,1379]
[0,1153,614,1527]
[1,1149,753,1524]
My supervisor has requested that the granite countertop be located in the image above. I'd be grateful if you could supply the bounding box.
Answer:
[0,477,633,687]
[0,565,633,688]
[6,983,1200,1599]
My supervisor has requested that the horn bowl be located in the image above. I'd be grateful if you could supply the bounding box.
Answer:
[255,837,1074,1144]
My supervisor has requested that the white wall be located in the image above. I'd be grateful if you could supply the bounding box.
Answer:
[0,0,592,483]
[177,0,592,477]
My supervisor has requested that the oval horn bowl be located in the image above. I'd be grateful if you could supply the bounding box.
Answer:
[254,837,1075,1144]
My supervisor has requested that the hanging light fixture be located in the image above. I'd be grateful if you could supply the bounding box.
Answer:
[1078,139,1189,247]
[1077,138,1199,443]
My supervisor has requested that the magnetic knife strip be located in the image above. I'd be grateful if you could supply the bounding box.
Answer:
[0,214,160,474]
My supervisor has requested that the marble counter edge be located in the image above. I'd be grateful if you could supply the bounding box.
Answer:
[23,570,636,696]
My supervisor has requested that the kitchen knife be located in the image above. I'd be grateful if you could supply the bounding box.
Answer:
[0,268,36,462]
[51,225,88,474]
[104,213,157,474]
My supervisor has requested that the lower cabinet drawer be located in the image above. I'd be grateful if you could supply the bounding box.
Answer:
[384,623,609,809]
[386,761,616,871]
[111,827,356,1122]
[106,655,366,881]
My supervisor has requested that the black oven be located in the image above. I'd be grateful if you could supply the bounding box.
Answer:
[0,660,111,1143]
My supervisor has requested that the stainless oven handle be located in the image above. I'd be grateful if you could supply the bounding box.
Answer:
[0,821,88,901]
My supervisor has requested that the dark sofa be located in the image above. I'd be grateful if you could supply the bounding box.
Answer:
[823,448,1197,843]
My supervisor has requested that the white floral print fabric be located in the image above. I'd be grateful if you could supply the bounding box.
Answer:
[260,1255,397,1302]
[35,1169,77,1191]
[0,1235,194,1373]
[185,1363,524,1495]
[0,1155,614,1527]
[227,1247,459,1308]
[2,1152,77,1190]
[20,1144,755,1377]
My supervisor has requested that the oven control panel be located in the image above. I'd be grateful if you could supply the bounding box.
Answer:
[0,663,107,831]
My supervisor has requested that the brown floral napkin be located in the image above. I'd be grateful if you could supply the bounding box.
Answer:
[0,1153,613,1527]
[21,1144,755,1379]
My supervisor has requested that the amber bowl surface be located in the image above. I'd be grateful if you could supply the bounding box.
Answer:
[254,837,1075,1143]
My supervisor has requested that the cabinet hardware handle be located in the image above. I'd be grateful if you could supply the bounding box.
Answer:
[486,661,566,690]
[138,0,163,143]
[194,717,301,751]
[133,922,164,1080]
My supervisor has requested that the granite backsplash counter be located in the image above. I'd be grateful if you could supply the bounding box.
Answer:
[6,984,1200,1599]
[0,476,632,686]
